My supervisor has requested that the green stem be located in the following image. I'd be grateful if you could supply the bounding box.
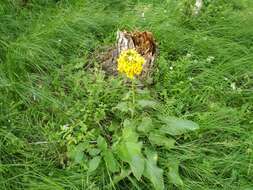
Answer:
[131,80,135,119]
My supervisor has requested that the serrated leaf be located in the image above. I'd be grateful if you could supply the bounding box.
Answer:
[149,133,175,149]
[137,117,153,133]
[159,116,199,136]
[144,149,164,190]
[104,151,119,173]
[167,161,183,186]
[137,100,157,108]
[88,156,101,172]
[97,136,107,151]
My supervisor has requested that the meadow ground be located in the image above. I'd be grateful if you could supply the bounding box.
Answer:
[0,0,253,189]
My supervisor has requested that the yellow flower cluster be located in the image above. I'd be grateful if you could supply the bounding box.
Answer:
[117,49,145,79]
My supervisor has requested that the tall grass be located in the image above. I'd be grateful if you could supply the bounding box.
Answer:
[0,0,253,189]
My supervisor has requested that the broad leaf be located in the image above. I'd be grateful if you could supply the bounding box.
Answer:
[144,149,164,190]
[114,102,129,112]
[117,141,144,180]
[116,142,129,162]
[123,119,134,128]
[137,100,157,108]
[104,151,119,173]
[144,148,158,164]
[159,116,199,136]
[126,142,145,180]
[167,161,183,186]
[137,117,153,133]
[67,144,85,164]
[88,156,101,172]
[122,121,138,142]
[149,133,175,149]
[117,120,144,180]
[74,150,84,164]
[113,169,131,184]
[97,136,107,151]
[88,148,101,156]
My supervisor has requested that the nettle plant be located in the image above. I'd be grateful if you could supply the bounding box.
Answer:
[59,49,199,190]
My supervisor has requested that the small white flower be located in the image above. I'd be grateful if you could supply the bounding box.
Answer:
[58,39,62,42]
[141,12,145,18]
[169,66,173,70]
[231,82,236,90]
[188,77,194,81]
[61,124,69,131]
[193,60,198,64]
[186,53,192,58]
[206,56,215,63]
[224,77,228,81]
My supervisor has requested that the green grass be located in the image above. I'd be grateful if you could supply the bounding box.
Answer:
[1,0,253,189]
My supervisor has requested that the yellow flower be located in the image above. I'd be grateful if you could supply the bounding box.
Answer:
[117,49,145,79]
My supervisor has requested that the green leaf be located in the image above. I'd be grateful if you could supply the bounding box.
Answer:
[97,136,107,151]
[131,155,145,180]
[123,119,134,128]
[126,142,145,180]
[114,102,129,112]
[88,148,101,156]
[137,100,157,108]
[122,121,138,142]
[149,133,175,149]
[104,151,119,173]
[159,116,199,136]
[137,117,153,133]
[67,144,85,164]
[116,142,129,161]
[88,156,101,172]
[116,142,144,180]
[74,150,84,164]
[144,148,158,164]
[122,91,131,100]
[167,161,183,186]
[144,149,164,190]
[113,169,131,184]
[117,120,144,180]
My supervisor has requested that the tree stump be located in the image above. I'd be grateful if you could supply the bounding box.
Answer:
[100,30,157,82]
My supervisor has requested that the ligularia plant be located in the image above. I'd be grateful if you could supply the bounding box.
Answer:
[59,48,199,190]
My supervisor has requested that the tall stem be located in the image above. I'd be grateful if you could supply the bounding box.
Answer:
[131,79,135,119]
